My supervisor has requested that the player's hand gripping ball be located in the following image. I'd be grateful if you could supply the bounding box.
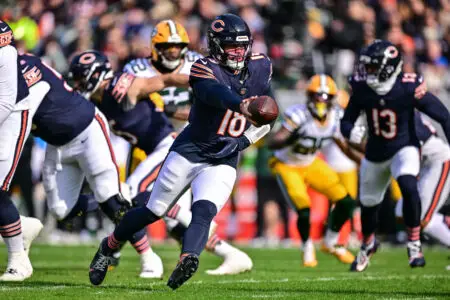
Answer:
[241,96,279,126]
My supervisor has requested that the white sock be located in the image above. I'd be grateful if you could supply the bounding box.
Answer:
[3,234,24,253]
[423,213,450,247]
[303,238,314,251]
[211,239,236,258]
[324,229,339,248]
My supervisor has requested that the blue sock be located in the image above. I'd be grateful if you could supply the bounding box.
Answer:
[398,175,421,241]
[181,200,217,256]
[111,206,160,244]
[0,190,21,237]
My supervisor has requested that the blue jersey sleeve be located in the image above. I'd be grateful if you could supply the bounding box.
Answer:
[0,21,13,48]
[190,59,242,112]
[340,77,363,138]
[415,92,450,142]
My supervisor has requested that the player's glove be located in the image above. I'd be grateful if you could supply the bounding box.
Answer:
[213,136,251,159]
[349,125,366,144]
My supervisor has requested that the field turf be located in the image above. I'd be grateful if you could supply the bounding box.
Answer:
[0,244,448,299]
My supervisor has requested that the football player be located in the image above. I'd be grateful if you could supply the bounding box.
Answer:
[267,74,356,267]
[0,21,43,282]
[88,14,274,289]
[123,19,199,131]
[70,49,252,277]
[342,40,450,271]
[393,113,450,248]
[22,52,171,279]
[122,19,253,275]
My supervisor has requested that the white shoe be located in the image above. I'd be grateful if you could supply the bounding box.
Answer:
[21,216,43,256]
[206,249,253,275]
[0,251,33,281]
[139,250,163,279]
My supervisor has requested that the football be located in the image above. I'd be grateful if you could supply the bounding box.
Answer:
[247,95,279,126]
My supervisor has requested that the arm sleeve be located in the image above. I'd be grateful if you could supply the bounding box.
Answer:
[415,92,450,142]
[340,96,362,139]
[190,78,242,113]
[0,45,18,125]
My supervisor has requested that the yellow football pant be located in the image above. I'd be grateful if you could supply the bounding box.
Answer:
[337,169,358,200]
[270,157,348,210]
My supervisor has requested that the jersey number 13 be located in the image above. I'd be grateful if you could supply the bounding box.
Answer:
[372,108,397,139]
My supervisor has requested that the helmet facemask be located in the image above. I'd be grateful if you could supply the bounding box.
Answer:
[155,42,188,70]
[307,92,334,122]
[68,62,113,99]
[210,36,252,71]
[359,44,403,95]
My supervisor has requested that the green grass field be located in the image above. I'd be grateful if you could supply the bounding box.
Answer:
[0,244,449,299]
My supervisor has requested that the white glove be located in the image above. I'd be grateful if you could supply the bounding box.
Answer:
[349,125,366,144]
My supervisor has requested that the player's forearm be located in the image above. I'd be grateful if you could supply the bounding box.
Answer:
[416,93,450,142]
[192,80,242,112]
[243,124,271,145]
[161,73,189,88]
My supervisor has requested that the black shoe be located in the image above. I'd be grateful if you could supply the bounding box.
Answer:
[89,238,113,285]
[108,251,121,271]
[167,254,199,290]
[407,241,426,268]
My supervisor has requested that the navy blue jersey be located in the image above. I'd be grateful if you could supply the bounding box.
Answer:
[342,73,424,161]
[171,54,273,167]
[415,111,435,144]
[342,72,450,161]
[0,20,29,102]
[98,72,174,154]
[20,54,95,146]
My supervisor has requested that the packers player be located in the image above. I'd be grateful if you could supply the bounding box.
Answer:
[123,19,200,131]
[122,20,252,276]
[268,75,356,267]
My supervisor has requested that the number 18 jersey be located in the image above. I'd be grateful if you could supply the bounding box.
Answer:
[275,104,340,166]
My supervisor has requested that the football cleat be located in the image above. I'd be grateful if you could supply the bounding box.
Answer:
[89,238,113,285]
[407,241,426,268]
[0,251,33,282]
[167,254,199,290]
[321,244,355,264]
[206,249,253,275]
[108,251,121,271]
[21,216,44,256]
[140,250,164,279]
[303,240,318,267]
[350,240,379,272]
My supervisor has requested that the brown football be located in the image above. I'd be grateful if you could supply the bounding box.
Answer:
[248,95,279,126]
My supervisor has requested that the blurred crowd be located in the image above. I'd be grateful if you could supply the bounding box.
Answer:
[1,0,450,245]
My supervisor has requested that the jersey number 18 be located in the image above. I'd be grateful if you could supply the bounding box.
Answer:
[217,109,247,137]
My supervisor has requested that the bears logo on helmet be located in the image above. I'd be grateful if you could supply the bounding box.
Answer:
[207,14,253,71]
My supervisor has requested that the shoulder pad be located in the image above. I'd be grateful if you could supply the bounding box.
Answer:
[0,21,13,48]
[185,51,203,63]
[123,58,148,74]
[282,104,309,131]
[249,53,272,83]
[190,58,218,81]
[400,72,425,97]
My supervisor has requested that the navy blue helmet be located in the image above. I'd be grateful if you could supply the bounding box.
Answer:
[68,50,113,98]
[207,14,253,71]
[358,40,403,83]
